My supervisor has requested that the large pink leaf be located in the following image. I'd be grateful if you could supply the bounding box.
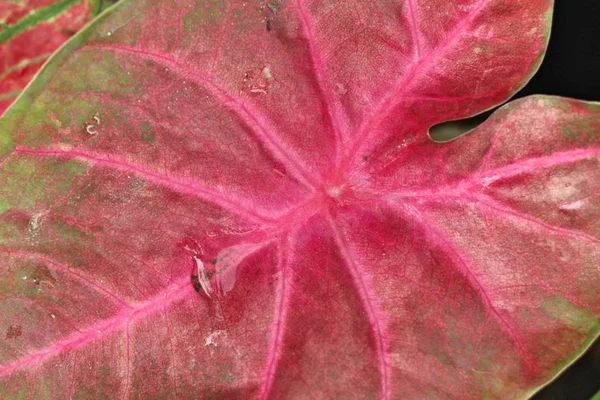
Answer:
[1,0,599,398]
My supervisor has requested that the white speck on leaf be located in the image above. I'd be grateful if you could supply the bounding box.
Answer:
[263,66,273,80]
[481,175,500,187]
[86,124,98,135]
[560,199,585,211]
[204,330,226,347]
[327,186,342,198]
[334,83,347,95]
[28,211,47,244]
[250,88,267,94]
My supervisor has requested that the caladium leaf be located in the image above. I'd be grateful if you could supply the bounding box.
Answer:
[0,0,93,114]
[1,0,599,398]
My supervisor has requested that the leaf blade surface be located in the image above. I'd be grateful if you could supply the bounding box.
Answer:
[2,0,600,399]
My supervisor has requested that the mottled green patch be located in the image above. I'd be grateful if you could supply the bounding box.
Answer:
[559,126,579,139]
[140,121,155,143]
[519,307,530,317]
[231,7,257,34]
[49,50,139,102]
[0,218,21,247]
[0,158,36,208]
[27,375,58,400]
[0,199,11,214]
[471,340,523,398]
[428,346,451,365]
[559,115,598,144]
[17,94,89,149]
[0,129,14,154]
[182,0,227,48]
[63,159,88,175]
[0,262,18,297]
[0,379,29,400]
[12,262,51,299]
[19,97,52,138]
[0,158,86,210]
[424,389,446,400]
[540,296,599,331]
[53,219,87,243]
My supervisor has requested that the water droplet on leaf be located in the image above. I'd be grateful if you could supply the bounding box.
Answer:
[188,242,264,299]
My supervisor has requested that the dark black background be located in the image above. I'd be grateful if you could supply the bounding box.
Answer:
[516,1,600,102]
[509,1,600,399]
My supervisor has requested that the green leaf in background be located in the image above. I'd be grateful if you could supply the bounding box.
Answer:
[0,0,120,113]
[0,0,81,43]
[89,0,118,17]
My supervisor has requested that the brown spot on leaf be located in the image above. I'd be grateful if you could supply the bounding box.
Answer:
[5,325,22,340]
[61,28,77,36]
[241,68,271,94]
[30,264,57,287]
[190,267,202,295]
